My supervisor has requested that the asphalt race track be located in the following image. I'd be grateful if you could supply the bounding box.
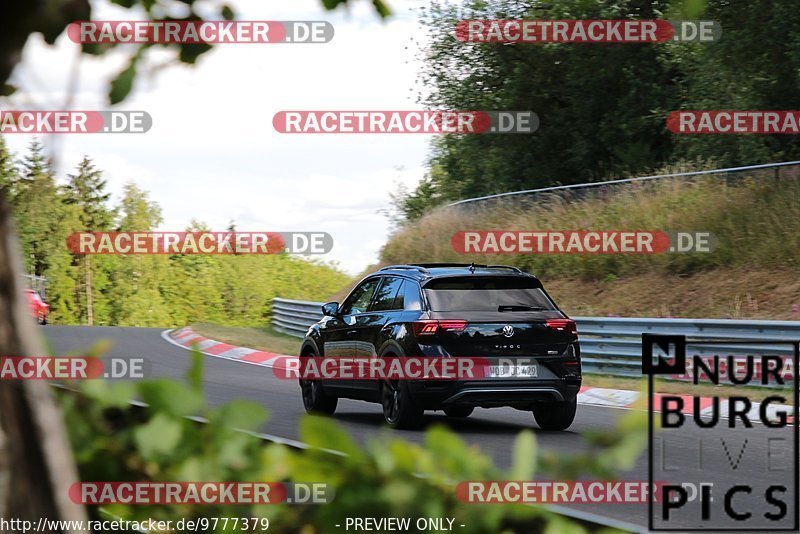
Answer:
[45,326,798,532]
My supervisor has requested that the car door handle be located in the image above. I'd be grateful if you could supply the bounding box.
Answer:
[347,330,358,337]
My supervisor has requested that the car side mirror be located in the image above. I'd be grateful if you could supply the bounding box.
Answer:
[321,302,339,317]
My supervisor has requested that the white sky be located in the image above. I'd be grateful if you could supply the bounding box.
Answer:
[4,0,434,274]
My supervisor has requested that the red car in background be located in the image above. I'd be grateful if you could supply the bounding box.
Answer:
[26,289,49,325]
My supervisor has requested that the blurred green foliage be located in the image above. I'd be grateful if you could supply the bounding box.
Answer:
[58,350,647,532]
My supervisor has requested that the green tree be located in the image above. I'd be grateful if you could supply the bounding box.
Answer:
[63,156,115,325]
[397,0,800,220]
[107,182,171,326]
[0,136,16,194]
[11,140,82,322]
[63,156,114,229]
[163,219,226,325]
[413,0,677,206]
[2,141,350,327]
[670,0,800,163]
[13,140,64,276]
[390,166,446,225]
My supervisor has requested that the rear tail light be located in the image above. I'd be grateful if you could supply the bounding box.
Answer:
[545,318,577,334]
[439,320,468,331]
[415,321,439,336]
[412,320,468,336]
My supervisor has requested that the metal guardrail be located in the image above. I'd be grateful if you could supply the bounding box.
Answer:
[444,160,800,207]
[273,298,328,338]
[272,298,800,380]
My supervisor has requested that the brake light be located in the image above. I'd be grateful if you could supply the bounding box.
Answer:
[439,320,468,331]
[412,320,468,336]
[545,318,577,334]
[414,321,440,336]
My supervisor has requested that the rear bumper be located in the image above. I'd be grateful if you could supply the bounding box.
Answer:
[408,378,580,410]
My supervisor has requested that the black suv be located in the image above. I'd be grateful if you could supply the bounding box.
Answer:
[298,264,581,430]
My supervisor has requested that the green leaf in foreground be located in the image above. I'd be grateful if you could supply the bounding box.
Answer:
[133,413,182,460]
[138,378,204,417]
[210,399,268,432]
[187,348,204,392]
[299,415,364,460]
[109,57,137,105]
[510,430,537,480]
[544,516,588,534]
[373,0,392,18]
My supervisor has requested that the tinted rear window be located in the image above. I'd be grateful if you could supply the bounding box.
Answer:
[423,277,555,312]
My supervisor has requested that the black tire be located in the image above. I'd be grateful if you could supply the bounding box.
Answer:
[532,399,577,431]
[443,406,474,418]
[299,355,337,415]
[381,379,424,429]
[40,313,47,325]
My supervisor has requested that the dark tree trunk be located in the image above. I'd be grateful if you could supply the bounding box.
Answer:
[0,192,86,532]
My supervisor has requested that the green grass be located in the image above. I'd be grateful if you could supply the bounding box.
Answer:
[382,170,800,280]
[191,322,302,355]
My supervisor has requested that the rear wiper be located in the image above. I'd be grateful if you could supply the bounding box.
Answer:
[498,305,546,312]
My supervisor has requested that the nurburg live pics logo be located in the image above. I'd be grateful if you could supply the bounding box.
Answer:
[642,334,799,531]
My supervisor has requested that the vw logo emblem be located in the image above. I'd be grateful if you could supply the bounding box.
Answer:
[502,325,514,338]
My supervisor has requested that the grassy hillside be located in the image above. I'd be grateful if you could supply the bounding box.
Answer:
[378,171,800,320]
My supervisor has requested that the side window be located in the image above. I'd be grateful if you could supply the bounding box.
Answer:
[340,278,380,315]
[370,277,404,311]
[403,281,423,311]
[392,281,406,310]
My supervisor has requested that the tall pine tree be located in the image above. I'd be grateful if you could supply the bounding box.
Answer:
[63,156,114,325]
[0,136,16,195]
[13,140,63,277]
[108,182,171,326]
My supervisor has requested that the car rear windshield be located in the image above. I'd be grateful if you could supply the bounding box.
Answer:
[423,277,556,312]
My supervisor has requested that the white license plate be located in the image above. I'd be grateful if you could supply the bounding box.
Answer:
[488,365,538,378]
